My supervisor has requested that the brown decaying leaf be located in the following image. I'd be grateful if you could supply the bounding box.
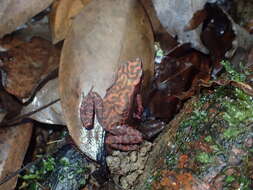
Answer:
[50,0,91,44]
[148,44,212,120]
[0,36,60,99]
[184,9,207,31]
[0,0,54,38]
[201,79,253,97]
[59,0,154,160]
[201,3,235,76]
[0,123,33,190]
[140,0,178,52]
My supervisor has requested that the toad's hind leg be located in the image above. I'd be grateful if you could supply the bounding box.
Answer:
[105,125,143,151]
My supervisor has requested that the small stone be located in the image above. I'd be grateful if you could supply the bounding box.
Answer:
[112,150,122,157]
[131,163,139,171]
[126,172,140,185]
[130,151,137,162]
[120,177,130,190]
[244,136,253,148]
[106,156,121,173]
[121,163,131,174]
[140,142,152,157]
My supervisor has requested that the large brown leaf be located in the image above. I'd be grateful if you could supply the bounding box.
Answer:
[59,0,154,161]
[0,0,53,38]
[50,0,91,44]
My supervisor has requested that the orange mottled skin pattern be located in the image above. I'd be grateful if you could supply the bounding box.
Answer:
[80,59,144,151]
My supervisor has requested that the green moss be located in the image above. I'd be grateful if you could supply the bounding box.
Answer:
[223,128,243,139]
[154,43,164,58]
[19,156,56,189]
[204,136,212,143]
[22,156,56,181]
[222,88,253,127]
[196,152,213,164]
[225,175,235,183]
[220,60,246,82]
[181,110,208,129]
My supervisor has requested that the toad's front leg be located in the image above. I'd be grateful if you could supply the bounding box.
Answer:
[80,90,103,129]
[105,125,143,151]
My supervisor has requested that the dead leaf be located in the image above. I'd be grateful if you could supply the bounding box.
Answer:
[152,0,209,53]
[0,122,33,190]
[59,0,154,161]
[148,93,182,122]
[0,0,54,38]
[154,44,212,98]
[201,79,253,97]
[15,12,52,42]
[50,0,91,44]
[140,0,178,52]
[147,44,211,120]
[20,78,64,125]
[0,37,60,100]
[201,3,236,76]
[184,9,207,31]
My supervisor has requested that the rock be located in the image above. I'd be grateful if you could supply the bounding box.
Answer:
[106,142,152,190]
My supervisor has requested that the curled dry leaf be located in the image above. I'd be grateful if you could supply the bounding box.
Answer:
[0,37,60,100]
[152,0,209,53]
[148,44,212,120]
[20,78,64,125]
[59,0,154,161]
[50,0,91,44]
[15,12,52,42]
[0,0,54,38]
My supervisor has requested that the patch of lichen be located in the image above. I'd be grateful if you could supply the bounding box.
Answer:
[145,61,253,189]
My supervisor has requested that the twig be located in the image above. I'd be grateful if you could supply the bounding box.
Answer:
[47,139,64,145]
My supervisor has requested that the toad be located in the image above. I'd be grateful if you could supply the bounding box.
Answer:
[80,59,144,151]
